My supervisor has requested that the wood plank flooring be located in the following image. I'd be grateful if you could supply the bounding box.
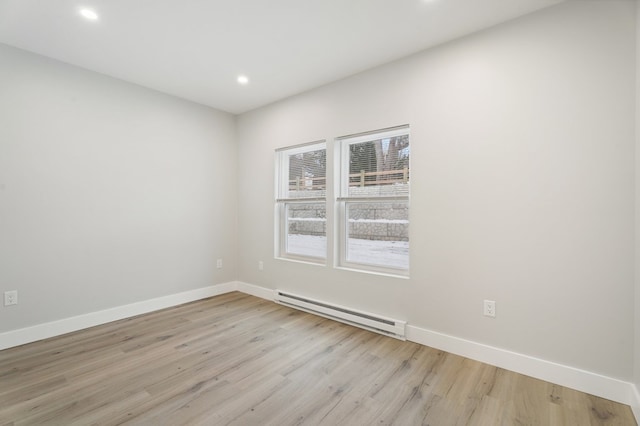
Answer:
[0,292,636,425]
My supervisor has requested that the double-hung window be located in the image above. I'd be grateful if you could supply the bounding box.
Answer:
[275,141,327,262]
[336,126,410,275]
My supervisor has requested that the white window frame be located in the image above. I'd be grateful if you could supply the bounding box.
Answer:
[275,141,327,264]
[336,126,410,277]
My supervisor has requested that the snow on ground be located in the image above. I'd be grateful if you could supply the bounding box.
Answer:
[287,234,327,258]
[347,238,409,269]
[287,234,409,269]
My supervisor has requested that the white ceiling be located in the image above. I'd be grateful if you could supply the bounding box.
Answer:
[0,0,563,114]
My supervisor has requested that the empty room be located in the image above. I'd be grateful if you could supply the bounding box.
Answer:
[1,0,640,424]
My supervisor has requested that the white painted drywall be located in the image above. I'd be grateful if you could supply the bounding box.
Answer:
[635,0,640,411]
[237,1,636,380]
[0,43,238,332]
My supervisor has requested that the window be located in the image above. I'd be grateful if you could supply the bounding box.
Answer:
[275,141,327,262]
[337,126,410,275]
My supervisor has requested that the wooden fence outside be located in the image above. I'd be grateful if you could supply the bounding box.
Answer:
[289,167,409,191]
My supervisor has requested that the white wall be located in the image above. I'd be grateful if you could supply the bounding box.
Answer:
[237,1,636,381]
[0,0,636,406]
[0,44,238,333]
[635,0,640,412]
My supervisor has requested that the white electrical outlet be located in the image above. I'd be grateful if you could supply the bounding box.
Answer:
[4,290,18,306]
[483,300,496,318]
[258,261,264,271]
[216,259,223,269]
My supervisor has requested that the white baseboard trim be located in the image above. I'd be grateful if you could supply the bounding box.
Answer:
[236,281,276,300]
[1,279,637,422]
[631,383,640,423]
[406,325,636,407]
[0,281,238,351]
[234,281,637,409]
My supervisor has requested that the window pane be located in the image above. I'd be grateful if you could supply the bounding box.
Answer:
[346,201,409,269]
[276,141,326,262]
[348,135,409,198]
[287,148,326,198]
[286,203,326,258]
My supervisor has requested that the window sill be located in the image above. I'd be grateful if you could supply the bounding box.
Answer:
[275,256,327,267]
[335,265,409,279]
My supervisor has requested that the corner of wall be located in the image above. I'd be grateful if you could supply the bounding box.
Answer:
[634,0,640,422]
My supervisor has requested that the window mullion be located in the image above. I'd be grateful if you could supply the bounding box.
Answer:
[337,196,408,203]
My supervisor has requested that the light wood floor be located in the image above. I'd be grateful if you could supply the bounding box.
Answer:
[0,292,636,425]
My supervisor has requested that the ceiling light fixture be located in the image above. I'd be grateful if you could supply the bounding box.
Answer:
[237,75,249,85]
[79,8,99,21]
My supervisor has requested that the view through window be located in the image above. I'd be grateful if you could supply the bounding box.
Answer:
[338,126,410,273]
[275,142,327,261]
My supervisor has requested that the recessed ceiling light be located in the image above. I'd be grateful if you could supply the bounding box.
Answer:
[237,75,249,85]
[79,8,99,21]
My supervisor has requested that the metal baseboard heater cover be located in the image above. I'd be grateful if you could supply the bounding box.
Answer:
[274,291,406,340]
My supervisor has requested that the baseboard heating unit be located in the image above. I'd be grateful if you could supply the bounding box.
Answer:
[274,290,406,340]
